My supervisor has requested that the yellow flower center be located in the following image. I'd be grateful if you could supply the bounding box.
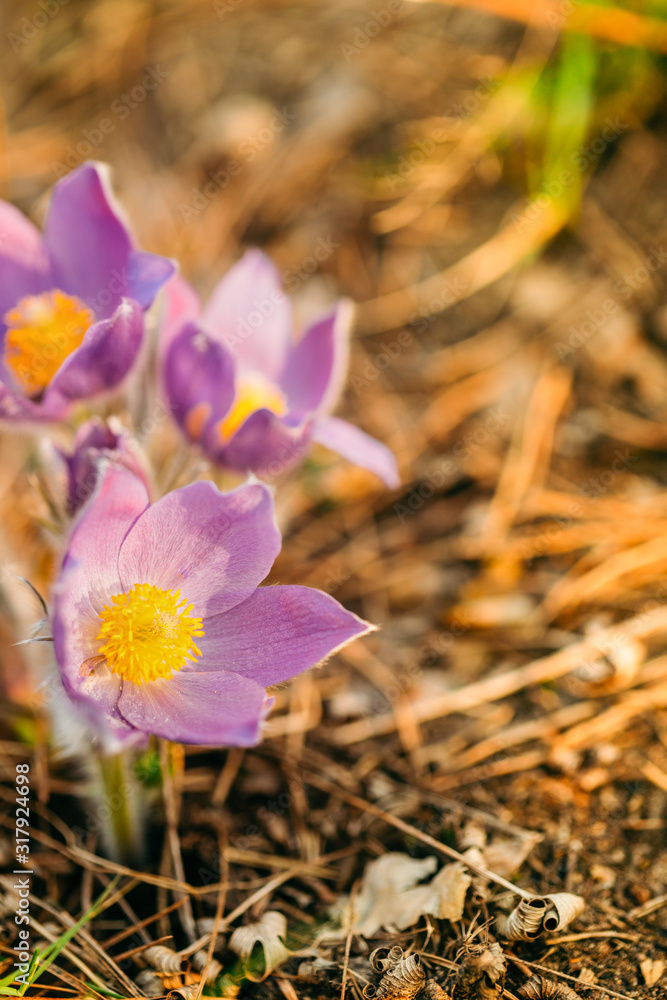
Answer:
[96,583,204,685]
[3,289,94,397]
[218,373,287,443]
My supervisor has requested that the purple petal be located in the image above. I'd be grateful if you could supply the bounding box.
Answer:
[0,380,68,422]
[127,249,177,309]
[43,299,144,406]
[118,481,281,617]
[200,585,374,686]
[52,465,149,706]
[0,200,50,324]
[117,670,268,745]
[205,407,312,478]
[164,321,236,443]
[62,463,150,599]
[202,249,293,381]
[43,162,135,318]
[158,273,202,361]
[281,300,353,415]
[60,417,150,515]
[312,415,400,488]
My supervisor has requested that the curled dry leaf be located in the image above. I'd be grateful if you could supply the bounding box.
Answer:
[453,942,506,1000]
[191,948,223,983]
[501,897,548,940]
[228,910,291,982]
[143,945,183,974]
[517,974,581,1000]
[500,893,585,941]
[364,949,425,1000]
[370,946,406,973]
[542,893,586,933]
[166,985,201,1000]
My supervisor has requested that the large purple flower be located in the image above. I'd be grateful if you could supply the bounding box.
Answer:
[160,250,399,486]
[0,162,175,421]
[52,464,372,746]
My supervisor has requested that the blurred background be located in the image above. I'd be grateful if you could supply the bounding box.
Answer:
[3,0,667,992]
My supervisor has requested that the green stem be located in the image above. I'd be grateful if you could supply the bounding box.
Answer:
[93,749,145,865]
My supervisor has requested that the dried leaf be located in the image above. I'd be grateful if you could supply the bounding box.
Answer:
[134,969,163,996]
[339,853,469,935]
[639,957,665,987]
[542,893,586,933]
[364,949,425,1000]
[191,949,222,984]
[500,897,548,940]
[500,893,585,940]
[370,946,406,973]
[423,981,450,1000]
[453,942,506,1000]
[482,834,541,878]
[143,946,183,974]
[228,910,291,982]
[167,986,200,1000]
[517,974,581,1000]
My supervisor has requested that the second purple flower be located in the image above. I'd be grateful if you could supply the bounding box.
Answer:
[160,250,399,486]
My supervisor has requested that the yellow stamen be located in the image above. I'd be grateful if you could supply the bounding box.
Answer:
[96,583,204,685]
[218,373,287,443]
[3,289,94,397]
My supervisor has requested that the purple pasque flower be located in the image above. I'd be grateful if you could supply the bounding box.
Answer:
[160,250,399,486]
[52,464,372,746]
[0,161,175,421]
[58,417,151,516]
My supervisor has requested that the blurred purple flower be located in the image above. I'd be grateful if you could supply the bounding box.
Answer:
[59,417,150,516]
[52,465,372,746]
[0,162,175,421]
[160,250,399,486]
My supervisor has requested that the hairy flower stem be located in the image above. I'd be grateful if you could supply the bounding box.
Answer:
[93,749,146,865]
